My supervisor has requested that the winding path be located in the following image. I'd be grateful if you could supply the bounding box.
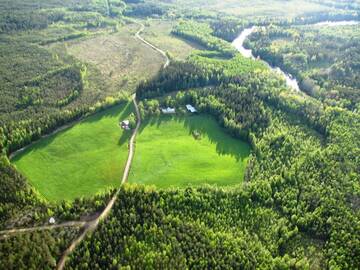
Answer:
[56,96,141,270]
[135,22,170,68]
[56,22,168,269]
[0,221,86,240]
[1,21,168,269]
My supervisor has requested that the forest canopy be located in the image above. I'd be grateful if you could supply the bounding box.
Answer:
[1,0,360,269]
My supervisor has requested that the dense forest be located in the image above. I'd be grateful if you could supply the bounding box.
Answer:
[0,227,80,269]
[133,11,360,268]
[246,23,360,110]
[1,0,360,269]
[67,9,360,266]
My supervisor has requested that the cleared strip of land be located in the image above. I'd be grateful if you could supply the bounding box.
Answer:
[128,114,251,188]
[12,103,133,202]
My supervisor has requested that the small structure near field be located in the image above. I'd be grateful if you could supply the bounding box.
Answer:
[49,217,56,224]
[192,130,201,140]
[186,104,197,113]
[161,107,176,114]
[120,120,130,130]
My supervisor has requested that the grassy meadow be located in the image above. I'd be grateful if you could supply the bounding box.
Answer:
[128,114,251,188]
[142,19,205,60]
[64,23,164,93]
[12,102,133,202]
[166,0,332,18]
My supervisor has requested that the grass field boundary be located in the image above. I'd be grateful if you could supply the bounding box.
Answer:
[5,21,169,268]
[56,95,141,270]
[0,221,86,240]
[134,21,170,68]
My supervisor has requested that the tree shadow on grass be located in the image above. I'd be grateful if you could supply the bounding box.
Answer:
[85,102,132,124]
[12,102,134,162]
[138,113,251,162]
[117,102,136,147]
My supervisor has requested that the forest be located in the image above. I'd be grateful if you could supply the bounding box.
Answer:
[246,23,360,110]
[1,0,360,269]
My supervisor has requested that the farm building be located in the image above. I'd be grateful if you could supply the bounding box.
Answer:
[120,120,130,130]
[161,107,176,114]
[49,217,56,224]
[186,104,197,113]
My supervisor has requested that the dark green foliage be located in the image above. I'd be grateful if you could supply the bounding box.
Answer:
[1,1,360,269]
[124,2,168,17]
[0,156,46,229]
[136,60,218,99]
[172,20,237,57]
[247,24,360,109]
[210,19,247,41]
[66,186,297,269]
[0,227,80,269]
[135,32,360,267]
[136,51,266,99]
[187,85,271,140]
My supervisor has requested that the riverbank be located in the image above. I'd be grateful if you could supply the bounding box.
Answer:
[232,20,360,93]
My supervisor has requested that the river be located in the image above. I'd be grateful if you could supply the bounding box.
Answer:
[232,20,360,92]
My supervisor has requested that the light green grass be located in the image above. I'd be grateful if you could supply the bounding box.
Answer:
[65,23,164,94]
[12,102,133,202]
[128,114,251,188]
[142,19,205,60]
[166,0,332,18]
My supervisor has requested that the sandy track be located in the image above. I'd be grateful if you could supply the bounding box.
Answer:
[135,22,170,68]
[56,95,141,270]
[2,21,167,269]
[0,221,86,240]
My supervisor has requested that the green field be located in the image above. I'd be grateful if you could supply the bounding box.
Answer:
[12,102,133,202]
[128,114,251,188]
[64,23,164,94]
[162,0,332,18]
[142,19,205,60]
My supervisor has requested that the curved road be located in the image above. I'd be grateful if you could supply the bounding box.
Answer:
[57,22,168,269]
[0,221,86,240]
[135,22,170,68]
[56,96,141,270]
[1,21,168,269]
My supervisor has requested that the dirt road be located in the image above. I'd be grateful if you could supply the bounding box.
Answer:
[56,23,161,267]
[56,96,141,270]
[3,21,167,269]
[0,221,86,240]
[135,22,170,68]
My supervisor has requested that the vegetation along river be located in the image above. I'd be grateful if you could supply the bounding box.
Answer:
[232,20,360,92]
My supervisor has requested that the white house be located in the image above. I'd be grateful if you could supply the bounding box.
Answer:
[49,217,56,224]
[120,120,130,130]
[161,107,176,114]
[186,104,197,113]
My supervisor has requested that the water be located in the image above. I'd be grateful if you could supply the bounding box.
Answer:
[314,20,360,27]
[232,20,360,92]
[232,26,301,91]
[231,26,257,59]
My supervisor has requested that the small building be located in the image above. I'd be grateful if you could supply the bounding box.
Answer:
[120,120,130,130]
[186,104,197,113]
[49,217,56,224]
[161,107,176,114]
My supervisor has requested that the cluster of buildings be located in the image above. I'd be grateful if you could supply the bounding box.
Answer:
[119,104,197,129]
[161,104,197,114]
[120,120,130,130]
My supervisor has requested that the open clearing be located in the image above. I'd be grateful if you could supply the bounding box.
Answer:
[128,114,251,188]
[12,102,133,202]
[165,0,332,18]
[65,23,164,93]
[141,20,205,60]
